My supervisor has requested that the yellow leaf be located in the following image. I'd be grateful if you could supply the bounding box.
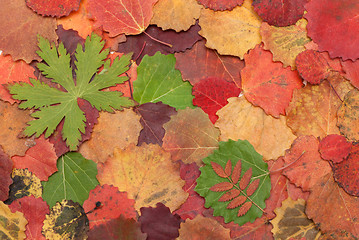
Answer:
[0,201,27,240]
[79,109,142,163]
[215,97,296,160]
[150,0,203,32]
[198,0,262,59]
[97,143,188,212]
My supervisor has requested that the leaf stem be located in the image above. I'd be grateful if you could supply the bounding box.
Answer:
[143,31,173,48]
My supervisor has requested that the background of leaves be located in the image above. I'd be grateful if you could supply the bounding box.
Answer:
[1,0,359,239]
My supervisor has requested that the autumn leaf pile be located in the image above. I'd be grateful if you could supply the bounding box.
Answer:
[1,0,359,239]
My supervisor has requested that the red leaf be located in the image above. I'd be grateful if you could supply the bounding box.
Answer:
[232,160,242,184]
[229,216,273,239]
[0,55,35,104]
[341,59,359,89]
[88,0,158,36]
[219,189,241,202]
[238,201,252,217]
[227,195,246,209]
[83,185,136,229]
[211,162,228,178]
[319,134,352,163]
[210,182,233,192]
[135,102,177,146]
[192,77,241,123]
[305,0,359,60]
[9,196,49,240]
[253,0,308,27]
[239,168,252,190]
[224,160,232,177]
[332,144,359,196]
[246,179,260,197]
[26,0,80,17]
[117,24,202,64]
[295,50,331,84]
[175,40,244,87]
[12,135,58,181]
[197,0,243,11]
[139,203,181,240]
[0,147,12,201]
[241,44,303,117]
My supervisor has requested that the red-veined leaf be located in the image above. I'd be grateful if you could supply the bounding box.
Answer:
[210,182,233,192]
[218,189,241,202]
[227,195,246,209]
[238,201,252,217]
[211,162,227,178]
[232,160,242,184]
[239,168,252,190]
[246,179,260,197]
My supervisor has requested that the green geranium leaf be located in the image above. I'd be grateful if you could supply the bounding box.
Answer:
[133,51,194,109]
[195,139,271,225]
[42,152,99,208]
[8,34,134,150]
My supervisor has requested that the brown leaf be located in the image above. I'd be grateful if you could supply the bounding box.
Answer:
[238,201,252,217]
[232,159,242,184]
[210,182,233,192]
[218,189,241,202]
[224,160,232,177]
[227,195,246,209]
[246,179,260,197]
[239,168,252,190]
[211,162,227,178]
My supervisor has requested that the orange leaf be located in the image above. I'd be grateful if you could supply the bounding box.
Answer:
[232,160,242,184]
[246,179,260,197]
[238,201,252,217]
[218,189,241,202]
[210,182,233,192]
[239,168,252,190]
[227,195,246,209]
[224,160,232,177]
[211,162,227,178]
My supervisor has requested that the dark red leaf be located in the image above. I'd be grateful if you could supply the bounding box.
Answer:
[239,168,252,190]
[210,182,233,192]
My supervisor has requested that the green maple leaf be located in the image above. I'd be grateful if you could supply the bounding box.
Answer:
[9,34,134,150]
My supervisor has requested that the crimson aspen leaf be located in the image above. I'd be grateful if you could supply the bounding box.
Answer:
[117,24,202,64]
[241,44,303,117]
[8,34,133,150]
[332,144,359,196]
[26,0,81,17]
[87,0,158,36]
[9,196,49,240]
[192,77,241,123]
[197,0,244,11]
[305,0,359,60]
[134,52,194,109]
[83,185,136,229]
[175,40,244,87]
[252,0,308,27]
[135,102,177,146]
[12,136,57,181]
[42,152,99,208]
[319,134,352,163]
[139,203,181,240]
[195,139,271,225]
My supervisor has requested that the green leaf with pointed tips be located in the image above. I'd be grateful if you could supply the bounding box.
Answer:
[42,152,99,208]
[133,52,194,109]
[8,34,134,150]
[195,139,271,225]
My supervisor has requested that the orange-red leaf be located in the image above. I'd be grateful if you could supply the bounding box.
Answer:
[211,162,227,178]
[210,182,233,192]
[239,168,252,190]
[232,160,242,184]
[238,201,252,217]
[246,179,260,196]
[224,160,232,177]
[227,195,246,209]
[218,189,241,202]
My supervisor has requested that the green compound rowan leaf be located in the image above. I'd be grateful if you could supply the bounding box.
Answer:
[42,152,99,208]
[8,34,134,150]
[133,51,194,109]
[195,139,271,225]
